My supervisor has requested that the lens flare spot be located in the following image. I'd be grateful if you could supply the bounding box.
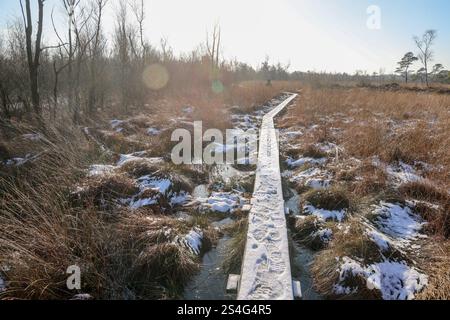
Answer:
[142,64,169,90]
[211,79,224,94]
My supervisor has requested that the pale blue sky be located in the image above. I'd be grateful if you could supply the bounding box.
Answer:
[1,0,449,73]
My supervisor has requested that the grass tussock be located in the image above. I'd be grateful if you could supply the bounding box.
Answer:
[222,218,248,274]
[291,216,330,251]
[416,243,450,300]
[302,144,327,159]
[303,186,351,212]
[73,174,139,209]
[311,219,404,299]
[0,120,214,300]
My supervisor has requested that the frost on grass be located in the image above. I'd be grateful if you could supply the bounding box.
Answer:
[22,133,42,141]
[315,228,333,243]
[3,153,40,167]
[84,157,192,210]
[126,175,192,209]
[386,161,422,185]
[147,127,162,136]
[88,164,116,177]
[110,119,125,132]
[175,228,204,255]
[231,114,260,131]
[371,202,425,242]
[116,152,163,166]
[286,156,327,168]
[303,204,346,222]
[314,142,340,155]
[334,257,428,300]
[287,167,332,190]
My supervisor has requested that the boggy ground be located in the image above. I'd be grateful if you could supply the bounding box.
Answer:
[277,85,450,300]
[0,82,299,299]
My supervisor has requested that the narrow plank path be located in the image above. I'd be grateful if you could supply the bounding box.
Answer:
[238,93,298,300]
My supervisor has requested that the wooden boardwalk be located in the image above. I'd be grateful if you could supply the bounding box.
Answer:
[237,93,298,300]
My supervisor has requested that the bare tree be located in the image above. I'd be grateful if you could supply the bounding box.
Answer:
[114,1,133,111]
[160,37,174,63]
[130,0,147,64]
[20,0,45,114]
[86,0,108,114]
[414,30,437,87]
[206,23,221,78]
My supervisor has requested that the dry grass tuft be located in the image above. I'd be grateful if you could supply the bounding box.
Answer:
[222,218,248,274]
[311,219,404,299]
[302,144,327,159]
[303,186,351,212]
[72,174,139,210]
[291,216,330,251]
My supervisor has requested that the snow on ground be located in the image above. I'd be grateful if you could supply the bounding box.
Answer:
[286,167,332,190]
[126,175,192,209]
[88,164,116,177]
[170,191,191,206]
[314,142,340,154]
[22,133,41,141]
[147,127,162,136]
[371,202,425,243]
[303,204,346,222]
[110,119,125,132]
[386,161,423,185]
[315,228,333,243]
[3,153,40,167]
[210,164,254,186]
[175,228,203,255]
[231,114,260,131]
[366,227,393,252]
[334,257,428,300]
[286,156,327,168]
[116,152,164,166]
[128,197,158,209]
[137,175,172,194]
[192,192,244,213]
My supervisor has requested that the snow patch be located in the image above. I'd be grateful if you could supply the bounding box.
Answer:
[3,153,40,167]
[170,191,191,206]
[334,257,428,300]
[371,202,425,242]
[88,164,116,177]
[315,228,333,243]
[22,133,41,141]
[289,167,333,190]
[199,192,243,213]
[116,152,163,166]
[110,119,125,132]
[147,127,162,136]
[366,228,392,252]
[137,175,172,194]
[129,197,158,209]
[304,204,346,222]
[176,228,203,255]
[387,162,422,184]
[286,156,327,168]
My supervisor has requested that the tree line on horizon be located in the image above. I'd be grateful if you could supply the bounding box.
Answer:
[395,30,449,86]
[0,0,295,121]
[0,1,449,122]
